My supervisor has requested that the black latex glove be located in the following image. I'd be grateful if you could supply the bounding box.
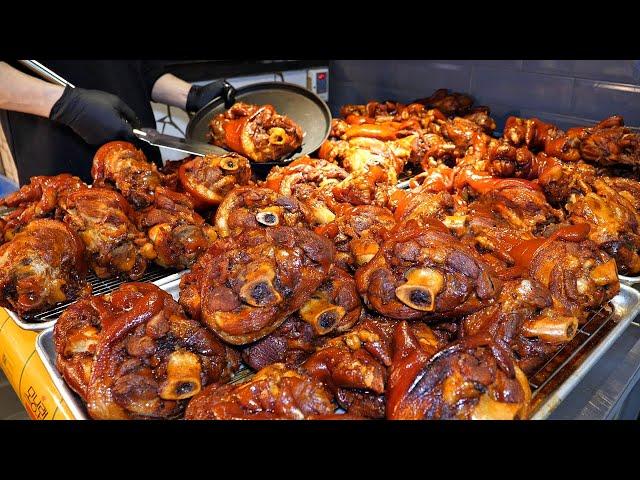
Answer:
[186,80,235,113]
[49,86,141,145]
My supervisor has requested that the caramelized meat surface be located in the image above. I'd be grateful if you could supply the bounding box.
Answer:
[59,186,150,279]
[0,174,85,241]
[0,219,89,316]
[214,186,311,238]
[165,153,251,209]
[185,363,335,420]
[179,227,334,344]
[387,330,531,420]
[209,102,303,162]
[356,220,501,320]
[54,283,240,419]
[315,205,396,271]
[92,141,163,209]
[135,187,217,269]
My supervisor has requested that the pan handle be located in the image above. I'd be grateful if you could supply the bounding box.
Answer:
[221,80,237,108]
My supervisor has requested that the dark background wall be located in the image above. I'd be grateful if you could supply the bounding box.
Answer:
[329,60,640,132]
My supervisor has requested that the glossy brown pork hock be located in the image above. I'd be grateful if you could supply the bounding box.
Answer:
[240,264,361,371]
[299,264,362,335]
[407,131,458,170]
[339,101,401,119]
[391,188,455,228]
[461,279,579,374]
[356,219,501,320]
[135,187,217,270]
[208,102,304,162]
[332,167,398,208]
[54,283,241,419]
[92,141,163,209]
[463,107,497,135]
[502,116,581,163]
[325,136,409,208]
[601,175,640,222]
[568,115,640,167]
[440,116,488,154]
[414,89,475,117]
[550,168,640,275]
[565,179,640,275]
[512,229,620,322]
[387,330,531,420]
[455,181,564,270]
[264,156,349,226]
[58,186,150,279]
[0,174,86,241]
[165,153,251,209]
[405,165,456,193]
[337,102,446,134]
[185,363,336,420]
[386,320,447,418]
[302,316,396,418]
[214,186,310,238]
[315,204,396,271]
[179,226,334,345]
[0,219,89,316]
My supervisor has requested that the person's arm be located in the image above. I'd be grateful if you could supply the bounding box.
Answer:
[0,61,64,117]
[150,73,192,110]
[150,72,233,113]
[0,61,140,146]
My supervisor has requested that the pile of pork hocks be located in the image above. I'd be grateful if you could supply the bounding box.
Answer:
[1,88,639,420]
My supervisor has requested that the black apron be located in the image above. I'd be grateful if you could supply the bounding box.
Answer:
[1,60,166,185]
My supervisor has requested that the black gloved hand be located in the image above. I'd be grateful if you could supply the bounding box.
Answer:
[49,86,141,145]
[186,80,235,113]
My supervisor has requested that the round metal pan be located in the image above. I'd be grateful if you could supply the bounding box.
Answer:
[186,82,332,176]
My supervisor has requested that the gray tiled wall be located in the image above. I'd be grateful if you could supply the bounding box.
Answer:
[329,60,640,132]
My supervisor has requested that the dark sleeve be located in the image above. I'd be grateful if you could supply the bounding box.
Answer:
[140,61,169,95]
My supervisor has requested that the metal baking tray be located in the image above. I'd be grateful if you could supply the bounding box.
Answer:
[35,280,640,420]
[36,339,253,421]
[529,284,640,419]
[8,267,187,331]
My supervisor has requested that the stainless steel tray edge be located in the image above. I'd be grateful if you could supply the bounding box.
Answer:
[32,277,186,420]
[35,327,88,420]
[530,284,640,419]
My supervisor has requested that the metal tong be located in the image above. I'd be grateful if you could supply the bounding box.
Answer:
[18,60,230,157]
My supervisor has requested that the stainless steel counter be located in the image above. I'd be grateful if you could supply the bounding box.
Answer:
[548,294,640,420]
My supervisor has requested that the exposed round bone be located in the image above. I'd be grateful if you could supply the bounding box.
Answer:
[255,210,280,227]
[158,350,203,401]
[521,312,578,344]
[220,156,240,171]
[239,261,283,307]
[395,268,445,311]
[269,127,288,145]
[300,295,346,335]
